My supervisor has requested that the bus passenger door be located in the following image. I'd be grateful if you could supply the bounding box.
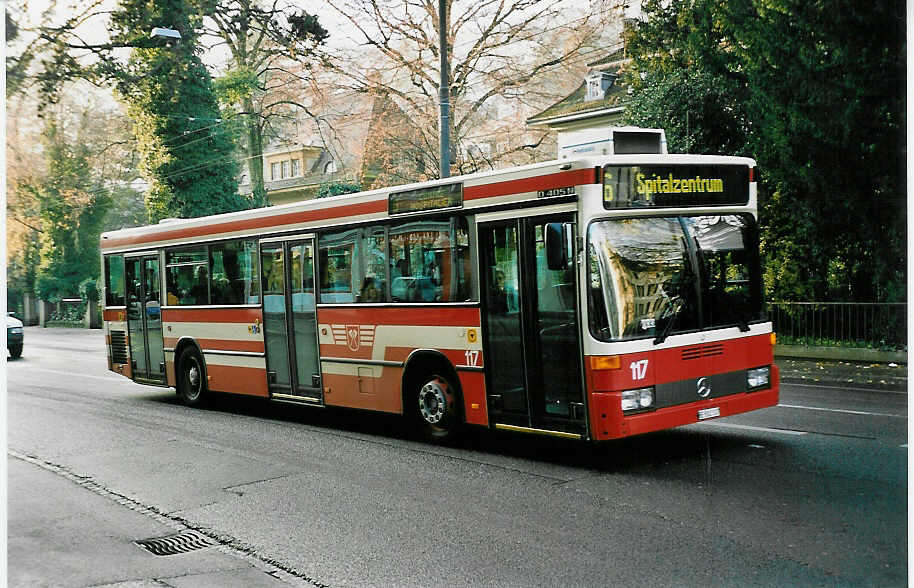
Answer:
[260,238,322,403]
[125,254,166,384]
[480,216,586,435]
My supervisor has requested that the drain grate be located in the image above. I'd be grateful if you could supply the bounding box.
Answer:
[135,530,216,556]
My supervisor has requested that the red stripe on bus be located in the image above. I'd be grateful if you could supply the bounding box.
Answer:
[162,307,263,323]
[101,199,388,250]
[464,168,598,200]
[323,372,402,413]
[317,306,480,326]
[103,309,126,321]
[206,364,269,397]
[163,337,264,353]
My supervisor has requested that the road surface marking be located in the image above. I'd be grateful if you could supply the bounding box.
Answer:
[695,422,808,435]
[778,404,906,419]
[785,382,906,394]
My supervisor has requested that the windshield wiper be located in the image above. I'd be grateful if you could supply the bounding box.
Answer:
[653,298,684,345]
[736,314,751,332]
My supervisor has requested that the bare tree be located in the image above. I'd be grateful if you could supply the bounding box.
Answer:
[323,0,622,187]
[201,0,327,203]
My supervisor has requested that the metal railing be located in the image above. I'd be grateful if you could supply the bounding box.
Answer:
[767,302,907,350]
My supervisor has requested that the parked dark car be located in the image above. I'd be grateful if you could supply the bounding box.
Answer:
[7,312,23,359]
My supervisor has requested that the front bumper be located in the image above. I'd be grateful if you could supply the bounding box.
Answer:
[590,365,780,440]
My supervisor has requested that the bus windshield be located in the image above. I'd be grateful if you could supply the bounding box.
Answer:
[587,214,764,342]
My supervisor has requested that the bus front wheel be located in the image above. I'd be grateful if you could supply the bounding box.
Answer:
[413,373,460,442]
[177,347,207,407]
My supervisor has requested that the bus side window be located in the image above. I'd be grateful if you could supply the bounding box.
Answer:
[389,216,471,303]
[209,239,259,305]
[318,230,357,303]
[165,247,209,305]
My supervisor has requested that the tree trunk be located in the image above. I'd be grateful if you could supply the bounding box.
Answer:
[244,97,266,205]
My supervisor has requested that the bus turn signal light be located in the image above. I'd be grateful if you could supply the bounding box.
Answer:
[589,356,621,370]
[770,333,777,346]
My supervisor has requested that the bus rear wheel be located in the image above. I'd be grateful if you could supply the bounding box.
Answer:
[177,347,207,407]
[413,373,460,442]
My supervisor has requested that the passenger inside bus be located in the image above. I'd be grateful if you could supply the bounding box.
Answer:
[360,277,382,302]
[489,270,509,313]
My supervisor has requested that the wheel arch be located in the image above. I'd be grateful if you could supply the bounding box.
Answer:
[401,348,463,417]
[172,337,206,389]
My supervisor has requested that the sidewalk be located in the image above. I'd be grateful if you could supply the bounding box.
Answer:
[7,454,305,588]
[776,357,908,392]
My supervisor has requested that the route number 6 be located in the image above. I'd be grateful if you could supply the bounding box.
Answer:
[630,359,649,380]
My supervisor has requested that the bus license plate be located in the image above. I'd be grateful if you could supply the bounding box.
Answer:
[698,407,721,420]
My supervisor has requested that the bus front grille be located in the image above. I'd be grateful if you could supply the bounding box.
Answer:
[681,342,724,361]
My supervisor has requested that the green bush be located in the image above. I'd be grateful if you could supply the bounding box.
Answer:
[79,277,99,302]
[317,181,361,199]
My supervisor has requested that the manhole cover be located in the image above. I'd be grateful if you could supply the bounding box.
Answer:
[135,530,216,556]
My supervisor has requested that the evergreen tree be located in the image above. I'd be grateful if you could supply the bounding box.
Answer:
[109,0,247,221]
[24,120,112,301]
[624,0,905,302]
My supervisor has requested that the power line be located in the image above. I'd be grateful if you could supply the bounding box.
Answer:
[34,12,625,199]
[119,42,621,186]
[328,9,618,96]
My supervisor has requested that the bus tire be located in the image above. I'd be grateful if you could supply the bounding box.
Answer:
[9,344,22,359]
[176,346,207,407]
[412,372,461,442]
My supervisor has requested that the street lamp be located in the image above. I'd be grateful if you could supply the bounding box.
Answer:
[438,0,450,179]
[150,27,181,40]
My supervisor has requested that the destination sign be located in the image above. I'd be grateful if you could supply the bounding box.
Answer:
[603,164,749,209]
[389,182,463,215]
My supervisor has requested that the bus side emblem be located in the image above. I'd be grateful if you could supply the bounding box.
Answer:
[331,324,376,352]
[697,377,712,398]
[346,325,361,351]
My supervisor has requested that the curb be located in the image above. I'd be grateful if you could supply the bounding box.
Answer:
[775,344,907,365]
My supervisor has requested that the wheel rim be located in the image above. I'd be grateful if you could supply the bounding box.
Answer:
[185,359,201,399]
[418,378,450,426]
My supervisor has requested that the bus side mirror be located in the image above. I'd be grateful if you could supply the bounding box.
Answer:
[545,223,569,270]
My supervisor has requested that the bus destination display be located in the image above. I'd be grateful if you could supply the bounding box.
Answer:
[389,182,463,215]
[603,164,749,209]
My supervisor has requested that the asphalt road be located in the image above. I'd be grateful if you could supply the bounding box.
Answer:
[7,328,908,587]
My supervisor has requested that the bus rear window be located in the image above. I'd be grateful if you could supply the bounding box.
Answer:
[104,255,126,307]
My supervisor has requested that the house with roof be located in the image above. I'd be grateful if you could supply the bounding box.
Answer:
[526,47,631,132]
[527,36,667,159]
[237,142,343,205]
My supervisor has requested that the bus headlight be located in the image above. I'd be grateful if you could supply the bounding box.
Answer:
[622,387,654,413]
[747,366,770,391]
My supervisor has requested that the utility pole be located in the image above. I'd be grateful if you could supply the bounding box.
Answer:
[438,0,450,178]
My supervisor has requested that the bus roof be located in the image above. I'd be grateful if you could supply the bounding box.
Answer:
[100,153,755,253]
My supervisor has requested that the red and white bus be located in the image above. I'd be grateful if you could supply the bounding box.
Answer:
[101,142,779,442]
